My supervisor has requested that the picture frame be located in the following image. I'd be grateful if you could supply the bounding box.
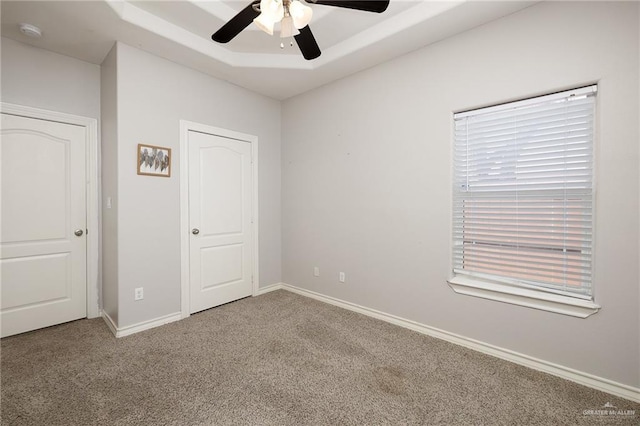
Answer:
[137,144,171,177]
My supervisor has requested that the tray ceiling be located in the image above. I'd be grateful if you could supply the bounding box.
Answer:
[1,1,537,99]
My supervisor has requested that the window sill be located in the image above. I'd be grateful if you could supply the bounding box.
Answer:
[447,276,600,318]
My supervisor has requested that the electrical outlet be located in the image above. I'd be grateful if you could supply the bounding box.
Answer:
[339,272,345,283]
[134,287,144,301]
[313,267,320,277]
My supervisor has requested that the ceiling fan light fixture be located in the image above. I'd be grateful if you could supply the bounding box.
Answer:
[289,1,313,29]
[279,16,299,38]
[212,0,390,60]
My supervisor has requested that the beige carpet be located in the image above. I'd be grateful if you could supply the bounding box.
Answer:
[1,290,638,425]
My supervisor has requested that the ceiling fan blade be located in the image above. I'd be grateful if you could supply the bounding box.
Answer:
[308,0,389,13]
[212,1,261,43]
[294,26,321,60]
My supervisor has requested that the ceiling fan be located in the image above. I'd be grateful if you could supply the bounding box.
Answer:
[212,0,390,60]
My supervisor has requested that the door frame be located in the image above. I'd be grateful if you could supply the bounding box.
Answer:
[179,120,259,319]
[1,102,101,319]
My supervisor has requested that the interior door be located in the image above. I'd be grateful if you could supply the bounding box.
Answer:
[1,113,87,337]
[188,130,253,314]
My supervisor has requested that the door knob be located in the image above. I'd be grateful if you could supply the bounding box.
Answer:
[192,228,200,235]
[74,229,84,237]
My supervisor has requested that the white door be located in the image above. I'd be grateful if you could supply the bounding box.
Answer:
[1,113,87,337]
[188,130,253,314]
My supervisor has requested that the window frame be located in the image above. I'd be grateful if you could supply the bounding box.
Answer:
[448,86,600,318]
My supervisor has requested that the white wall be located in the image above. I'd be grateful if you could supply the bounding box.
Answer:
[100,45,118,323]
[113,43,282,327]
[282,1,639,387]
[1,37,100,119]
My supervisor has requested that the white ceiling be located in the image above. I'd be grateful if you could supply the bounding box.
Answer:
[1,0,537,100]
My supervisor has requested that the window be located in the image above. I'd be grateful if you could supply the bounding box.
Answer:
[448,86,600,318]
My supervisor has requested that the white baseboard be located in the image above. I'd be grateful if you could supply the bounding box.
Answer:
[255,282,284,296]
[280,283,640,403]
[102,282,287,338]
[102,311,182,338]
[101,311,118,336]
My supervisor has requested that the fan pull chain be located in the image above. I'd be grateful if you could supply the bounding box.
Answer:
[279,38,295,49]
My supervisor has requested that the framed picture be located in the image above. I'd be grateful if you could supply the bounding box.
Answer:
[137,144,171,177]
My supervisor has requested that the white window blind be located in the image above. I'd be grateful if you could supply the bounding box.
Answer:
[453,86,597,300]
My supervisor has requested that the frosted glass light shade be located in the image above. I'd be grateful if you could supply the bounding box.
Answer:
[262,0,284,21]
[289,0,312,29]
[280,16,300,38]
[254,13,276,35]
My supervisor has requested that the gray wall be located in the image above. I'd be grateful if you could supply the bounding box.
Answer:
[281,1,640,387]
[100,45,118,323]
[1,36,104,311]
[1,37,100,118]
[3,2,638,389]
[2,38,282,329]
[113,43,282,327]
